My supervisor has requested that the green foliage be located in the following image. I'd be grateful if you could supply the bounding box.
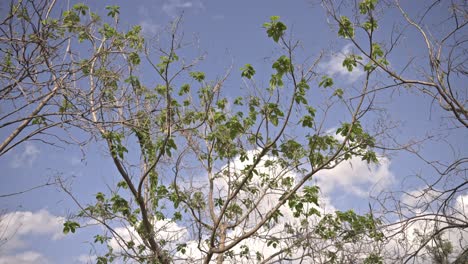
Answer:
[371,43,384,59]
[73,3,89,16]
[363,17,378,32]
[287,186,321,217]
[240,64,256,79]
[359,0,377,14]
[6,2,387,262]
[106,5,120,18]
[128,52,141,65]
[333,88,344,98]
[63,221,80,234]
[1,50,14,73]
[94,234,110,244]
[31,116,46,126]
[262,103,284,126]
[102,132,128,159]
[315,210,383,243]
[364,253,383,264]
[338,16,354,38]
[342,54,362,72]
[270,55,291,87]
[126,25,144,50]
[178,84,190,95]
[176,243,187,254]
[263,16,287,43]
[190,71,205,82]
[100,23,118,38]
[319,75,334,88]
[62,10,80,31]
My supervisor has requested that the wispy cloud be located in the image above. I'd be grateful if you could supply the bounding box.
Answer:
[0,251,50,264]
[75,254,97,264]
[162,0,204,18]
[320,44,365,83]
[211,14,224,21]
[137,6,161,36]
[9,142,40,168]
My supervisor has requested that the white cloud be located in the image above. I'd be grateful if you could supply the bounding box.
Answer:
[0,251,50,264]
[10,142,40,168]
[98,150,392,263]
[400,188,440,211]
[381,191,468,262]
[140,20,161,36]
[383,215,468,263]
[75,254,96,264]
[455,193,468,214]
[320,44,365,83]
[315,156,394,197]
[172,150,340,263]
[0,210,65,253]
[108,219,188,253]
[162,0,204,18]
[137,6,161,36]
[212,14,224,20]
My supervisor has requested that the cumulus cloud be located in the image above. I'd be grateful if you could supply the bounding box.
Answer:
[320,44,365,83]
[108,219,188,254]
[315,156,394,197]
[0,210,65,253]
[97,150,394,263]
[381,191,468,263]
[9,142,40,168]
[172,150,340,263]
[0,251,50,264]
[383,215,468,263]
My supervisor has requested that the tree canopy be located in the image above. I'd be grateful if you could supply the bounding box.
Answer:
[0,0,466,263]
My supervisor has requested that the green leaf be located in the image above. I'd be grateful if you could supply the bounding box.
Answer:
[371,43,384,58]
[359,0,378,14]
[333,88,344,98]
[94,234,109,244]
[342,54,362,72]
[338,16,355,38]
[62,10,80,31]
[319,75,334,88]
[363,17,378,32]
[264,16,287,42]
[105,5,120,18]
[73,3,89,15]
[96,192,105,202]
[190,71,205,82]
[270,55,291,88]
[100,23,117,38]
[240,64,256,79]
[63,221,80,234]
[32,117,46,125]
[117,181,128,189]
[128,52,140,65]
[178,84,190,95]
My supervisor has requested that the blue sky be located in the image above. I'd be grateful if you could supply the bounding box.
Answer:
[0,0,466,263]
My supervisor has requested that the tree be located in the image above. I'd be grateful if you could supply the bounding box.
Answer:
[1,0,466,263]
[2,0,385,263]
[321,0,467,262]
